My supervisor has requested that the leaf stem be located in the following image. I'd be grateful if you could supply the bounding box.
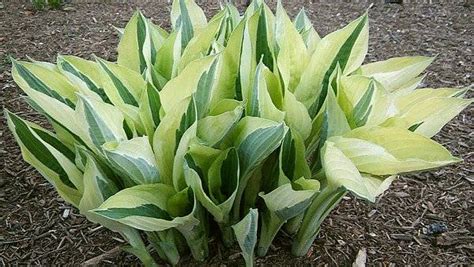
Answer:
[284,213,303,235]
[146,230,181,265]
[292,186,346,256]
[176,204,209,261]
[121,228,158,267]
[220,223,235,247]
[257,211,283,257]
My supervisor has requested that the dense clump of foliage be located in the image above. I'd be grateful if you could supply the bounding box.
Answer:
[7,0,471,265]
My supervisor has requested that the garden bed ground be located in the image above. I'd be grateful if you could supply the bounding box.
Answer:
[0,0,473,265]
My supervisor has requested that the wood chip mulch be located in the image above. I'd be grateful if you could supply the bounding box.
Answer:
[0,0,472,265]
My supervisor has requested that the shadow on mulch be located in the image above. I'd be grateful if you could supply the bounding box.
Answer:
[0,0,472,265]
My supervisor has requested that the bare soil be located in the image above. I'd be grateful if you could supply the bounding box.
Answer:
[0,0,472,265]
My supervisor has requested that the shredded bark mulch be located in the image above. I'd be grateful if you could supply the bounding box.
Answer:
[0,0,472,265]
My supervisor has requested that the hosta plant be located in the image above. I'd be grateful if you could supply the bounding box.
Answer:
[7,0,471,265]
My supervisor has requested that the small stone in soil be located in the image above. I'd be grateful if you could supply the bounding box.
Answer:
[62,208,70,219]
[422,222,448,235]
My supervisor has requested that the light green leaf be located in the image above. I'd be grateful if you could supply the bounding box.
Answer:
[316,75,354,141]
[171,0,207,32]
[306,87,350,168]
[279,130,311,181]
[155,32,177,80]
[338,75,397,128]
[295,13,368,112]
[193,58,219,119]
[131,14,151,48]
[153,98,189,186]
[294,7,320,54]
[184,148,239,223]
[362,174,396,198]
[293,177,321,191]
[338,75,372,112]
[244,0,263,16]
[282,89,312,140]
[260,179,318,219]
[207,148,240,209]
[231,118,286,219]
[143,65,168,91]
[79,154,119,213]
[23,86,89,148]
[331,126,461,175]
[173,122,197,191]
[214,5,240,48]
[292,184,346,256]
[247,61,285,122]
[103,136,160,186]
[138,83,161,142]
[387,88,472,137]
[395,97,472,137]
[146,230,181,265]
[239,10,260,103]
[186,142,222,173]
[159,55,216,113]
[79,158,157,266]
[172,95,198,171]
[275,2,309,92]
[395,87,467,112]
[77,154,151,257]
[321,141,372,201]
[26,56,57,70]
[117,11,167,74]
[357,56,434,92]
[391,74,425,96]
[214,18,245,102]
[178,12,224,72]
[118,103,145,136]
[255,4,275,71]
[235,120,286,177]
[93,184,208,260]
[349,79,375,127]
[24,96,83,153]
[197,105,244,147]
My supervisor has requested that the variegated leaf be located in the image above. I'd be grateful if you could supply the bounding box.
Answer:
[247,61,285,122]
[75,94,127,152]
[6,111,82,206]
[103,136,160,186]
[138,83,162,142]
[295,13,368,116]
[330,126,461,175]
[275,2,309,92]
[117,11,168,74]
[96,57,146,107]
[184,148,240,223]
[356,56,434,92]
[12,59,78,108]
[294,7,320,54]
[57,55,110,103]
